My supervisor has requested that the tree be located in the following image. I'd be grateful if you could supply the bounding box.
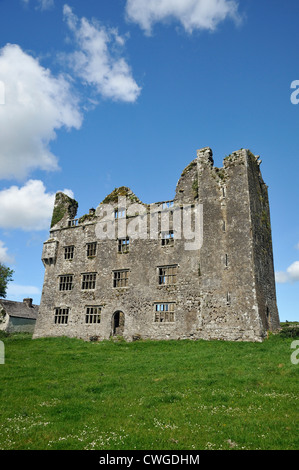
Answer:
[0,263,14,299]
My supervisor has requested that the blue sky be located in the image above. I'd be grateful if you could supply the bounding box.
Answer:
[0,0,298,321]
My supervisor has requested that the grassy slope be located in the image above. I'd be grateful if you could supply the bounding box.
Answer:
[0,333,298,450]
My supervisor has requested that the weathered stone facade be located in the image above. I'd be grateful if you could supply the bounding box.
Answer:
[33,147,280,342]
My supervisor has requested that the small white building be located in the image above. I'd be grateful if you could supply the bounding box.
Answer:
[0,298,38,334]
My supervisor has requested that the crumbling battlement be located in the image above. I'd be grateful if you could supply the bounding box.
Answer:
[49,148,264,229]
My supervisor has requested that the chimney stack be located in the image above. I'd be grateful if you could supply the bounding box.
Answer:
[23,298,33,308]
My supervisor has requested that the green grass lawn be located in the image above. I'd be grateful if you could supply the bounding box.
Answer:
[0,330,298,450]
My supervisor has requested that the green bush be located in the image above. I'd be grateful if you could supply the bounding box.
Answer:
[279,326,299,338]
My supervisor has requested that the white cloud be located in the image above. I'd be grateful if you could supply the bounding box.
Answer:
[22,0,54,11]
[0,180,74,231]
[63,4,141,103]
[286,261,299,282]
[275,261,299,284]
[125,0,241,35]
[275,271,289,284]
[6,284,41,299]
[39,0,54,9]
[0,241,14,264]
[0,43,82,180]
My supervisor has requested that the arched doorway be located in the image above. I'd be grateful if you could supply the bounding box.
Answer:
[112,311,125,336]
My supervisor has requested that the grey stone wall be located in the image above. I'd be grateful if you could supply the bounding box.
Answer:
[7,317,36,334]
[33,147,280,342]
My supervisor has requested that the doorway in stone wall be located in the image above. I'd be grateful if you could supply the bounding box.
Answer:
[112,311,125,336]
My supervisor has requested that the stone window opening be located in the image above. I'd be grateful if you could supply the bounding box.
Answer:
[227,292,231,305]
[114,208,126,219]
[113,270,129,288]
[154,303,175,322]
[222,187,226,198]
[68,218,78,227]
[85,306,101,324]
[54,307,69,324]
[158,265,178,285]
[118,237,130,253]
[81,272,97,290]
[87,242,97,257]
[161,230,174,247]
[59,275,73,291]
[161,201,174,210]
[64,245,74,260]
[225,254,228,267]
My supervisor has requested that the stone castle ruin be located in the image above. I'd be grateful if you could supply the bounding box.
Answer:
[33,147,280,342]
